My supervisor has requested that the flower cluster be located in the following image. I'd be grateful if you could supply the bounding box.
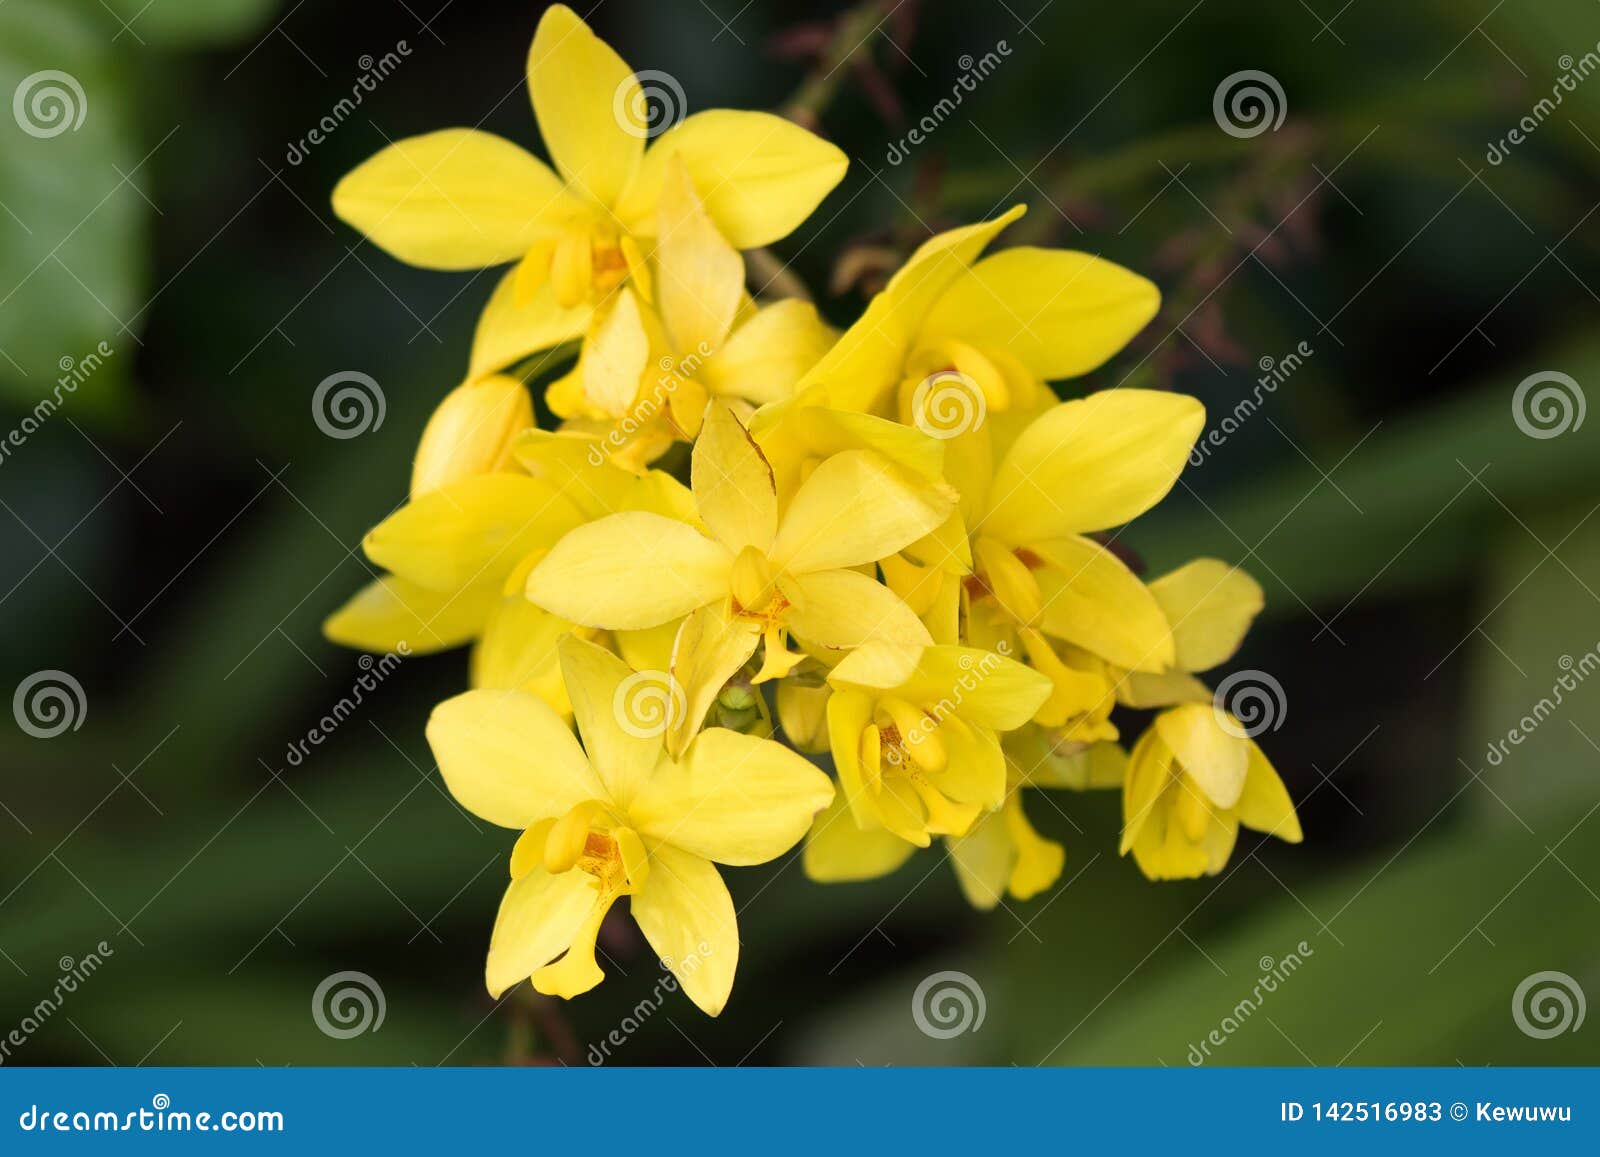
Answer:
[324,6,1302,1016]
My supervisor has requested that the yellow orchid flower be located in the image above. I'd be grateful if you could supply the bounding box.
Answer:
[332,4,847,380]
[545,161,835,468]
[307,0,1321,1007]
[744,392,966,648]
[1120,702,1301,880]
[824,641,1052,845]
[1094,557,1298,880]
[427,634,833,1013]
[887,387,1205,680]
[323,430,694,713]
[802,640,1049,869]
[798,206,1159,437]
[802,710,1126,906]
[525,404,953,752]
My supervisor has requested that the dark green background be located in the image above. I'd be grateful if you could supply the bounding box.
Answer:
[1,0,1596,1065]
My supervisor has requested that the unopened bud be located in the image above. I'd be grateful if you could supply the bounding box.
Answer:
[411,376,533,498]
[710,680,769,737]
[776,677,831,753]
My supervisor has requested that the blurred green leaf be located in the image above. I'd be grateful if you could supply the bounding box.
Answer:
[1464,501,1600,819]
[1040,802,1599,1064]
[1478,0,1600,163]
[0,0,141,416]
[99,0,279,47]
[792,790,1599,1064]
[793,951,994,1066]
[1139,340,1600,613]
[30,970,492,1066]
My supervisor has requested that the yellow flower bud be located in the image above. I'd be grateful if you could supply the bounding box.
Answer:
[410,376,533,498]
[776,677,831,754]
